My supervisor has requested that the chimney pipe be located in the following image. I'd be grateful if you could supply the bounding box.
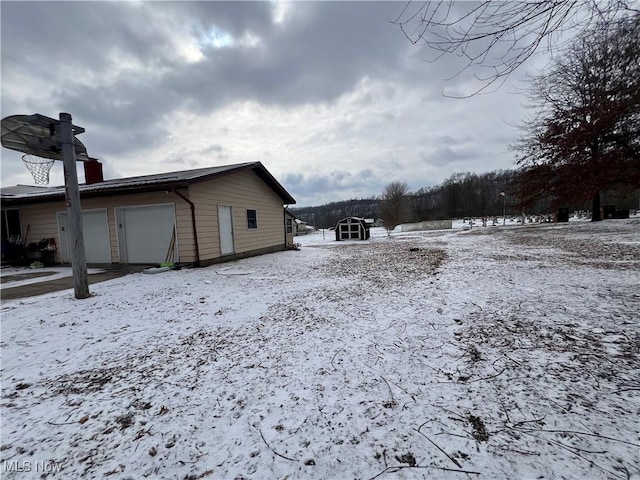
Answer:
[84,160,104,184]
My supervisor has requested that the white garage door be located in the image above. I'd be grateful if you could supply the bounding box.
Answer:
[57,209,111,264]
[116,204,176,264]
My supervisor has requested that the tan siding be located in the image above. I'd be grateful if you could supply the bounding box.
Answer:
[19,203,65,263]
[189,170,286,262]
[14,169,289,265]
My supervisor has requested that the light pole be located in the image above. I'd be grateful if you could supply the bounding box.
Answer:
[500,192,506,226]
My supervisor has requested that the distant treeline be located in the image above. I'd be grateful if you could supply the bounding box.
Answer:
[291,169,638,228]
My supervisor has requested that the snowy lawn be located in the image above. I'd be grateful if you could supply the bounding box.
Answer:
[1,220,639,479]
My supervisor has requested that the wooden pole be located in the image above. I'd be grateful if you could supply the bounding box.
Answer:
[60,112,90,299]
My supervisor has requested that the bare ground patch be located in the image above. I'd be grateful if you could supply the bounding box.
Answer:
[503,223,640,270]
[326,240,447,287]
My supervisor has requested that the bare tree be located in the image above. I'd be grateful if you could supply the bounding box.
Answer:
[513,16,640,221]
[393,0,639,95]
[380,181,411,232]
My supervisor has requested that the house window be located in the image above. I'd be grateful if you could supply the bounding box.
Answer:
[286,218,293,234]
[247,209,258,229]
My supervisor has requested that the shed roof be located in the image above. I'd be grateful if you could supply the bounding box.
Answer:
[335,216,368,224]
[1,161,296,205]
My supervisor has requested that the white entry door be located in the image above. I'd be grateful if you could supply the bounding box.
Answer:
[57,209,111,264]
[116,204,176,264]
[218,205,234,255]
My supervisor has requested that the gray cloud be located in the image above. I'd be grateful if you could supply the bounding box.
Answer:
[421,146,477,167]
[283,168,386,206]
[1,1,537,206]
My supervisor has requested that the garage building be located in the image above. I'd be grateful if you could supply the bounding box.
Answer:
[0,162,296,266]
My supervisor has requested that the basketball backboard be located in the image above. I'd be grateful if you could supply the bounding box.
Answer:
[1,112,92,299]
[1,114,90,161]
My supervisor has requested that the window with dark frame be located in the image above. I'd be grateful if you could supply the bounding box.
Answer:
[286,218,293,234]
[247,209,258,229]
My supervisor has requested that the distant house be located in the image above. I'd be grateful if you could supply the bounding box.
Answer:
[335,217,370,241]
[294,218,308,235]
[0,161,296,266]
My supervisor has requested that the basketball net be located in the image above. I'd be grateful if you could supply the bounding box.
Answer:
[22,154,55,185]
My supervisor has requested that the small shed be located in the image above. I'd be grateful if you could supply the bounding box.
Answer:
[335,217,370,241]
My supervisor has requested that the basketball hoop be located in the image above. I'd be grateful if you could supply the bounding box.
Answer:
[2,112,91,299]
[22,153,55,185]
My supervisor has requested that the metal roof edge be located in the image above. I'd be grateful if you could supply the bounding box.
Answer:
[1,161,296,205]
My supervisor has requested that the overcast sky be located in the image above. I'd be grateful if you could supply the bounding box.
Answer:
[1,1,545,207]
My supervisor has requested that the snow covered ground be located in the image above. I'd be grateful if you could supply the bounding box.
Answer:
[1,219,639,479]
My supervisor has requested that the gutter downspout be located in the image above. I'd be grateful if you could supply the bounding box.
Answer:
[282,205,293,250]
[283,206,288,248]
[172,189,200,266]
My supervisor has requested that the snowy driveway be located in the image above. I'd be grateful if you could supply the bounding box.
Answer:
[1,220,639,479]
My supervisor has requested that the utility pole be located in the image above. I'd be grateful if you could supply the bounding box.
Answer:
[60,113,90,299]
